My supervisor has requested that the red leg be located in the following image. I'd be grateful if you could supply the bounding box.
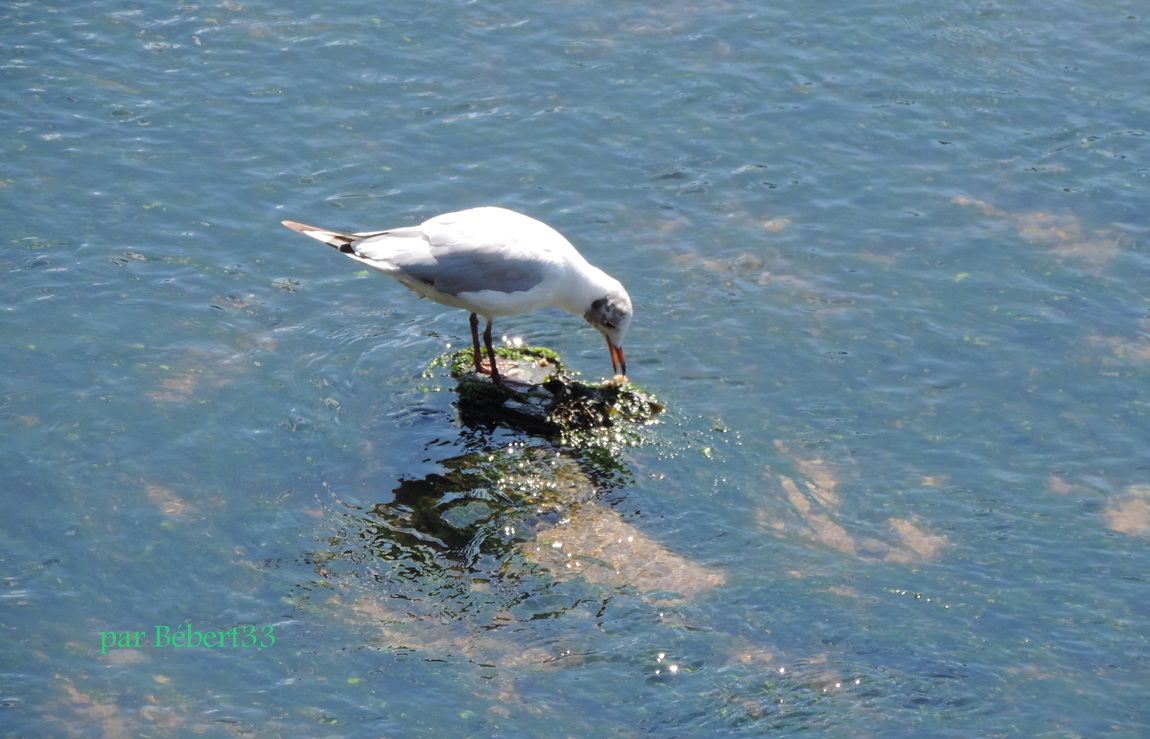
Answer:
[483,318,504,388]
[469,313,485,374]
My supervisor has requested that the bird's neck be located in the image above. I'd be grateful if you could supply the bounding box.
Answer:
[556,264,619,318]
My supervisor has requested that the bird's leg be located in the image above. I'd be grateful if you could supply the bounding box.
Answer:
[483,318,505,388]
[469,313,485,374]
[469,314,502,385]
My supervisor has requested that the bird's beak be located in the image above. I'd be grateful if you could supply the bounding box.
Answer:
[607,338,627,379]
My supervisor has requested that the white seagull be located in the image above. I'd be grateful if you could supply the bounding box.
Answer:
[281,207,632,388]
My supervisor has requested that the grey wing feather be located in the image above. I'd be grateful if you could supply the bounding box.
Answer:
[351,228,549,296]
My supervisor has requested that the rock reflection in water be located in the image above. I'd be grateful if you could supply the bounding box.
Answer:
[303,420,723,669]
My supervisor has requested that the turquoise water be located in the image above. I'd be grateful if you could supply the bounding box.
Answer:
[4,0,1149,735]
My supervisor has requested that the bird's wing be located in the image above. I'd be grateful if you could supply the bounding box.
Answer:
[282,209,564,297]
[351,222,553,297]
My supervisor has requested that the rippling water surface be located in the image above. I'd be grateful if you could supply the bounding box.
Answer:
[4,0,1149,735]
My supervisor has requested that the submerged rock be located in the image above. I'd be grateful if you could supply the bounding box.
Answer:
[426,346,663,438]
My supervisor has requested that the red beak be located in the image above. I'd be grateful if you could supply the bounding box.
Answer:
[607,338,627,378]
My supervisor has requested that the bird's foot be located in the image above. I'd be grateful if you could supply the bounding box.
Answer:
[480,359,533,393]
[477,357,519,377]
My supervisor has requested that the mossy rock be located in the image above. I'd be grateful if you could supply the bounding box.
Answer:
[425,346,663,439]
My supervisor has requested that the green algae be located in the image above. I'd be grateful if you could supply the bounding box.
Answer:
[425,346,663,442]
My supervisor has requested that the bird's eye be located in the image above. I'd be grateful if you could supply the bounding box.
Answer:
[585,297,622,330]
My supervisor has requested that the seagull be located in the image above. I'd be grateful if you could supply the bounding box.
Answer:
[281,207,632,388]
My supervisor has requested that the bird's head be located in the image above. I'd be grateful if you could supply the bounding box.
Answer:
[584,288,632,378]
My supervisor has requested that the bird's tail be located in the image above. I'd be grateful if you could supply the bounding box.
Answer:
[281,220,388,253]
